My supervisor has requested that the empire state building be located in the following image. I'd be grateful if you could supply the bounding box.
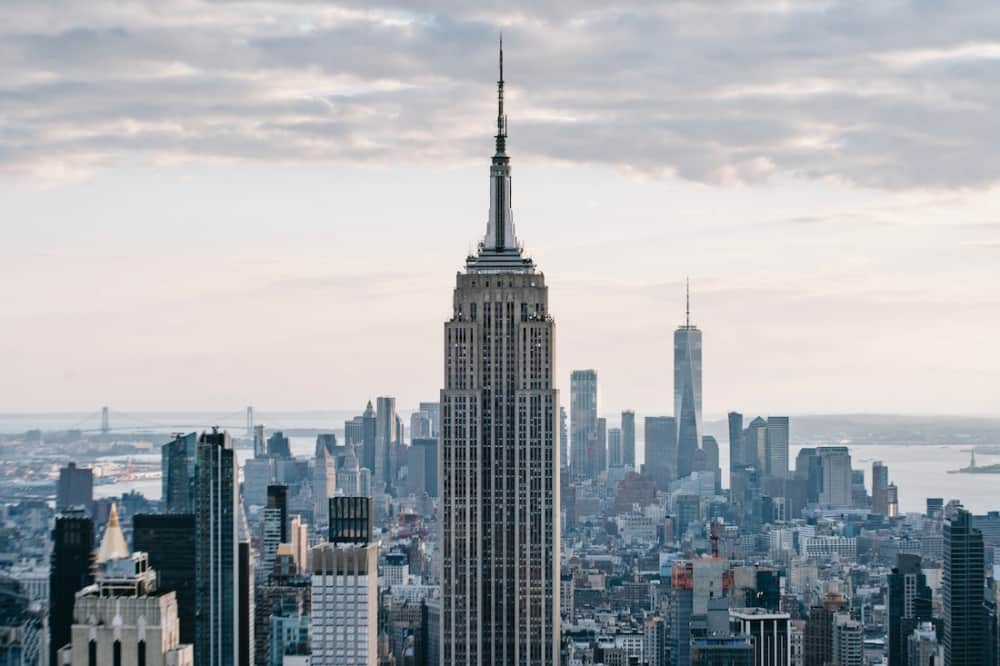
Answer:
[440,43,561,665]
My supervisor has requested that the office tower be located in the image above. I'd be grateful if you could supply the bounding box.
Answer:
[674,282,702,481]
[266,432,291,460]
[872,461,890,515]
[57,462,94,512]
[95,502,129,564]
[608,427,623,467]
[375,396,398,492]
[622,410,636,469]
[194,429,240,666]
[644,615,668,666]
[134,513,196,646]
[0,575,42,666]
[338,443,363,496]
[794,448,822,504]
[743,417,767,470]
[242,457,274,509]
[345,417,363,448]
[729,608,791,666]
[411,411,432,440]
[887,483,900,518]
[832,613,863,666]
[888,554,933,666]
[944,507,985,666]
[701,435,721,492]
[289,516,309,575]
[253,424,266,458]
[817,447,851,508]
[254,546,311,666]
[316,433,338,458]
[411,438,439,497]
[927,498,945,518]
[161,433,198,514]
[260,486,288,583]
[803,593,846,666]
[560,406,569,469]
[765,417,790,479]
[440,46,560,665]
[691,636,754,666]
[597,416,608,475]
[419,401,441,437]
[49,511,95,665]
[238,532,254,666]
[358,401,377,473]
[64,552,193,665]
[670,559,732,666]
[727,412,743,471]
[851,468,868,508]
[313,446,336,528]
[312,497,378,665]
[645,416,677,491]
[571,369,599,479]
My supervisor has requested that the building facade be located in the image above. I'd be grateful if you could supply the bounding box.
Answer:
[439,46,560,665]
[674,284,702,481]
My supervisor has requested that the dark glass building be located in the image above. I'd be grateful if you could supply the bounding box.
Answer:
[887,553,932,666]
[943,507,985,666]
[195,429,240,666]
[48,511,95,665]
[161,432,197,513]
[329,496,373,544]
[691,636,754,666]
[56,462,93,512]
[133,512,196,645]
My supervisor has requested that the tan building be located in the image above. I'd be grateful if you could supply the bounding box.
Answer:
[61,552,192,666]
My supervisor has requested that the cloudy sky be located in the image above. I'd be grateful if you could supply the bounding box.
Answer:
[2,0,998,417]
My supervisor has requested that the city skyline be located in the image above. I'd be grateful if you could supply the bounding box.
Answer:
[2,2,999,415]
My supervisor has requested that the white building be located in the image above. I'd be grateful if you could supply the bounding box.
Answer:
[803,536,857,560]
[818,447,852,508]
[310,497,378,666]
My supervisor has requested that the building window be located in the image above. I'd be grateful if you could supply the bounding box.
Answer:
[113,640,121,666]
[138,640,146,666]
[88,640,97,666]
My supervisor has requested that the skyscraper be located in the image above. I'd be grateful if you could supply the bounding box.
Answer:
[644,416,677,491]
[134,512,197,646]
[312,497,378,666]
[943,507,985,666]
[622,410,636,469]
[560,406,568,469]
[817,447,852,508]
[888,553,932,666]
[608,427,623,467]
[313,445,336,528]
[674,281,702,480]
[48,511,95,665]
[261,485,289,583]
[872,461,890,516]
[728,411,743,479]
[765,417,790,479]
[195,429,240,666]
[160,432,198,513]
[375,396,398,492]
[597,416,608,476]
[440,43,560,665]
[570,369,598,480]
[57,462,94,514]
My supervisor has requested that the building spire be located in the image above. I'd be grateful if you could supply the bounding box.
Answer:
[686,277,691,327]
[496,34,507,155]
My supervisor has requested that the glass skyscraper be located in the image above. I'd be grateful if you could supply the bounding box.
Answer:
[195,429,240,666]
[674,284,702,480]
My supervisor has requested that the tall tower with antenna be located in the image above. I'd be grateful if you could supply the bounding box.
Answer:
[441,38,560,665]
[674,279,702,480]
